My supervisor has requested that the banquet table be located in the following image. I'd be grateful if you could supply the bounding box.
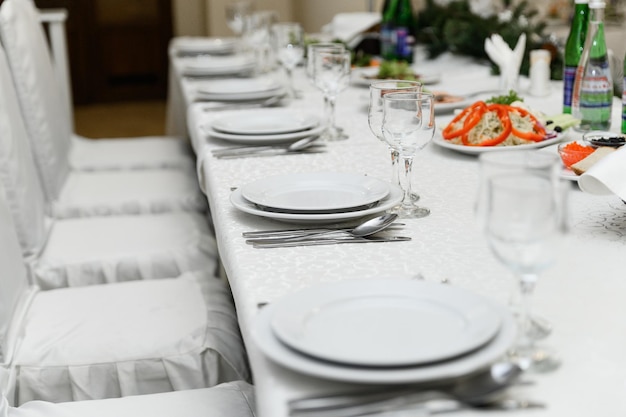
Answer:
[168,42,626,416]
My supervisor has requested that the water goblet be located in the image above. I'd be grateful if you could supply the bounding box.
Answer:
[478,151,564,372]
[225,1,253,36]
[312,49,351,141]
[306,43,345,131]
[369,80,422,198]
[242,10,277,73]
[271,23,304,98]
[381,92,435,218]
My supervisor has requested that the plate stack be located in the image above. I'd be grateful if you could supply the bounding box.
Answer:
[195,77,285,102]
[173,37,238,56]
[231,172,403,223]
[253,279,516,384]
[180,54,256,77]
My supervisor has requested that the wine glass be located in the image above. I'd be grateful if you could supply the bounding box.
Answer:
[306,43,345,132]
[369,80,422,197]
[312,49,351,141]
[478,151,564,372]
[225,1,253,36]
[271,23,304,98]
[381,92,435,218]
[242,11,277,73]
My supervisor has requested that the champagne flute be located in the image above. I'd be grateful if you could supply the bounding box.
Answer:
[369,80,422,197]
[381,92,435,218]
[478,151,564,372]
[271,23,304,98]
[313,49,351,141]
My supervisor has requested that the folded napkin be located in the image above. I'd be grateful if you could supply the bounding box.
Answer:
[322,12,381,45]
[578,145,626,201]
[484,33,526,91]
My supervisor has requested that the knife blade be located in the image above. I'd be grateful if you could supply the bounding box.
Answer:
[249,236,411,248]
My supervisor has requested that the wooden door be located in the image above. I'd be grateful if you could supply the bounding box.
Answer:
[33,0,172,104]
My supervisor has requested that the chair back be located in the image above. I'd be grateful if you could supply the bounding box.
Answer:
[0,0,71,203]
[0,184,31,366]
[0,45,48,257]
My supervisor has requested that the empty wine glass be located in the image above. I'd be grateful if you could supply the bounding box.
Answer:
[271,23,304,98]
[242,10,277,73]
[381,92,435,218]
[312,49,351,141]
[478,151,564,372]
[307,43,345,132]
[369,80,422,196]
[225,1,253,36]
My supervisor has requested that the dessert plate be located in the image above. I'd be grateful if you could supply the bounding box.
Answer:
[241,173,390,213]
[270,279,502,367]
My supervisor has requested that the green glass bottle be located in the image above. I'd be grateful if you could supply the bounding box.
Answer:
[572,1,613,131]
[380,0,414,62]
[563,0,589,114]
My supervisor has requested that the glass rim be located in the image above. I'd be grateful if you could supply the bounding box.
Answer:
[381,91,434,101]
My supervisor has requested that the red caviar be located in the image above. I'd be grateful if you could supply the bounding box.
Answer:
[559,142,594,167]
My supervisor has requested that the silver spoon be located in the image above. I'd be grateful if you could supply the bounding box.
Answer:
[245,213,399,243]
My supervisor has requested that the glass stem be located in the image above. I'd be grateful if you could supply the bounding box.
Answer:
[285,67,294,97]
[517,274,538,349]
[399,155,414,209]
[327,94,337,131]
[389,148,400,185]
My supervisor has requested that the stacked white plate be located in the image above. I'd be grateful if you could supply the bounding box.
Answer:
[174,37,238,55]
[181,54,256,76]
[253,279,516,384]
[204,109,326,145]
[231,172,403,223]
[195,78,284,102]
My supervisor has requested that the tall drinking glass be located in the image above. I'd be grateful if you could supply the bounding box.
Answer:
[271,23,304,98]
[313,49,351,141]
[477,151,565,372]
[381,92,435,218]
[307,43,345,127]
[369,80,422,195]
[242,11,277,73]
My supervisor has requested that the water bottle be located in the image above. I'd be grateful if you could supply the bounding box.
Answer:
[380,0,415,62]
[572,0,613,131]
[563,0,589,114]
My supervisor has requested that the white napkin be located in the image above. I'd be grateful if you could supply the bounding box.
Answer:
[322,12,381,44]
[578,145,626,201]
[484,33,526,90]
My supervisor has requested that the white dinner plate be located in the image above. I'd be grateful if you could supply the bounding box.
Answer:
[230,184,402,224]
[351,67,441,87]
[175,37,237,55]
[181,55,256,76]
[241,173,390,213]
[212,111,319,136]
[270,280,502,367]
[195,78,283,101]
[432,132,565,155]
[252,293,516,384]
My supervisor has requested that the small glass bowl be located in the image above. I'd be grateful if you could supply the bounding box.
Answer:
[582,131,626,148]
[557,140,595,168]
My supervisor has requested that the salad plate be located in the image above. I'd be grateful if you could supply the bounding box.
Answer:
[252,295,516,384]
[270,280,503,367]
[433,132,564,155]
[231,184,402,224]
[351,67,441,87]
[212,110,319,135]
[241,173,390,213]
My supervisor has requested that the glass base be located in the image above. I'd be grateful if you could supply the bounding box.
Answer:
[321,126,348,141]
[507,344,561,373]
[390,204,430,219]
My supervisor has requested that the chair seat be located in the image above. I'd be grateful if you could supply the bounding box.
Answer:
[70,135,194,172]
[52,168,207,219]
[33,212,217,289]
[12,272,250,404]
[3,381,255,417]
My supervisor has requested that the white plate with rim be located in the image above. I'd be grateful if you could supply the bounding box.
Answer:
[351,67,441,87]
[181,55,255,76]
[230,184,402,224]
[241,173,390,213]
[252,288,516,384]
[432,132,565,155]
[270,279,502,367]
[196,78,283,97]
[196,89,285,102]
[175,37,237,55]
[212,111,320,136]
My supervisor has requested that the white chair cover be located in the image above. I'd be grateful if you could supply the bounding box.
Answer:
[1,381,255,417]
[0,0,194,178]
[34,212,218,290]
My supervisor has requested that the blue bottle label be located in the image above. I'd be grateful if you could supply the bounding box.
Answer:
[563,66,577,113]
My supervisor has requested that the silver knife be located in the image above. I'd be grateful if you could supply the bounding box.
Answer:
[250,236,411,248]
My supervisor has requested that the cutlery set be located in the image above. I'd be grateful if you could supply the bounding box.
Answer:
[212,135,325,159]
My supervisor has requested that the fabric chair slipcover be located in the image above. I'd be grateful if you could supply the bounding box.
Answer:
[0,195,250,405]
[0,381,256,417]
[0,0,194,177]
[0,0,204,218]
[0,43,218,289]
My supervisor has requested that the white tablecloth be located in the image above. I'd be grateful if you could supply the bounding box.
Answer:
[169,46,626,416]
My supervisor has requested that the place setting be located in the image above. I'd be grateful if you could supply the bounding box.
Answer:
[231,172,406,239]
[251,279,535,414]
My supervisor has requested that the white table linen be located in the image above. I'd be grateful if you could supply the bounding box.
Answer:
[171,44,626,415]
